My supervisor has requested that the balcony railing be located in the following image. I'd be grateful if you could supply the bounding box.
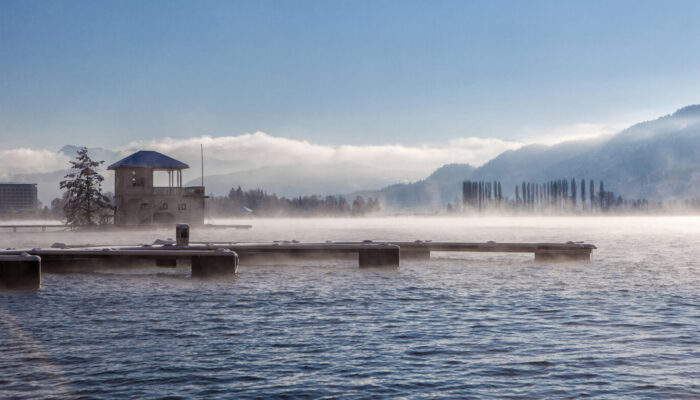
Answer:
[152,186,205,197]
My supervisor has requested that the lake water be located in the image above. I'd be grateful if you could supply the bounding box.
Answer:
[1,217,699,398]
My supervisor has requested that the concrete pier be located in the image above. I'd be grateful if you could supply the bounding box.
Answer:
[0,254,41,289]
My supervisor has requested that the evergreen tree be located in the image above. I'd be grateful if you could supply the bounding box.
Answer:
[351,195,367,215]
[59,147,112,225]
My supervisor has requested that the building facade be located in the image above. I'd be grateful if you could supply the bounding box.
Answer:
[108,151,205,225]
[0,183,38,212]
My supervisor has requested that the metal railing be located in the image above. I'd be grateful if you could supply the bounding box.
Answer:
[152,186,204,196]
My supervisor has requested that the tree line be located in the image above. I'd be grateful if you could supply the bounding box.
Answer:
[208,186,380,216]
[462,179,654,213]
[15,146,700,222]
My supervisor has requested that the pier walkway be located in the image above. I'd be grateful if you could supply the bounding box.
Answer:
[193,240,596,262]
[380,240,595,261]
[0,224,596,289]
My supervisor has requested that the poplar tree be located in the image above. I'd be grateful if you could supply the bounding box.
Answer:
[59,147,112,226]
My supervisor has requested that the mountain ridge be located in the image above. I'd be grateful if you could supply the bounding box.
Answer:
[361,105,700,208]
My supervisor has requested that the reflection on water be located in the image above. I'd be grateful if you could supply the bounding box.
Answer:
[1,217,699,398]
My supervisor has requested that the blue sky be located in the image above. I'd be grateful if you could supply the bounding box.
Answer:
[2,0,700,151]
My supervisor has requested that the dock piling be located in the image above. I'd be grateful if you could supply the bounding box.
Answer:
[0,254,41,289]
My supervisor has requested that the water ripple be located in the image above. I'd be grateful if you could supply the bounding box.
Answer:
[1,217,700,398]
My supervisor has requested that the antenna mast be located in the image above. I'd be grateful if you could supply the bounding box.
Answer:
[200,144,204,187]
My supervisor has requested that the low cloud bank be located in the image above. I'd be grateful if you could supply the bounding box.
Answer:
[0,148,69,179]
[1,132,523,187]
[121,132,524,177]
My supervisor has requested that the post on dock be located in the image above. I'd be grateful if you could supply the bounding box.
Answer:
[191,250,239,278]
[358,244,400,268]
[176,223,190,247]
[0,254,41,289]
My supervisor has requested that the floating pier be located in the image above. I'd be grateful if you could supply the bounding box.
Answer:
[45,242,402,268]
[199,242,401,268]
[388,240,596,262]
[193,240,596,262]
[0,224,596,289]
[0,247,238,289]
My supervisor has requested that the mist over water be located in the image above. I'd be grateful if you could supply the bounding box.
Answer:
[1,217,699,398]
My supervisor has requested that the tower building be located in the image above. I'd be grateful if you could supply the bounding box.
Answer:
[108,151,204,225]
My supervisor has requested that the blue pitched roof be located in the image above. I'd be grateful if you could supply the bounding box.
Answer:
[107,151,189,170]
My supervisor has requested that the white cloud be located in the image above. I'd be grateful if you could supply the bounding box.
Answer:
[6,127,625,185]
[120,131,525,177]
[0,148,69,179]
[0,133,524,183]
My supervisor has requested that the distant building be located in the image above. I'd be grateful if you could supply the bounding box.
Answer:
[108,151,205,225]
[0,183,38,212]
